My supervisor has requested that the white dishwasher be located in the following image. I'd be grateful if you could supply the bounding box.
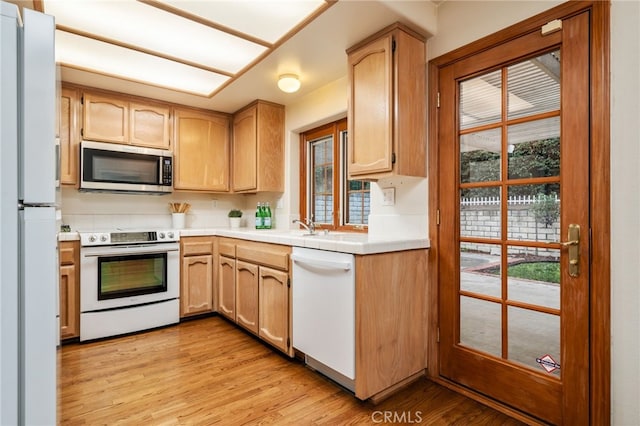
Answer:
[291,247,355,391]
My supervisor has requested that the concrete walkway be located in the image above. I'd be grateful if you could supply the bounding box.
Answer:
[458,253,561,376]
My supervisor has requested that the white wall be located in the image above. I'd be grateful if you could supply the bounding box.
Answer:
[610,1,640,424]
[428,1,640,423]
[282,76,349,228]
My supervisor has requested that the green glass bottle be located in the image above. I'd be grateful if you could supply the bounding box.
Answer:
[255,202,263,229]
[264,202,272,229]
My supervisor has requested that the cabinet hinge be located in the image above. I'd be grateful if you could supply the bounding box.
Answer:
[437,328,440,343]
[287,337,290,348]
[391,153,396,164]
[80,95,84,105]
[437,92,440,108]
[287,277,291,288]
[436,209,440,226]
[80,128,84,137]
[392,38,396,53]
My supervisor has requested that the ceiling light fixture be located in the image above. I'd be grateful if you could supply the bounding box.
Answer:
[277,74,301,93]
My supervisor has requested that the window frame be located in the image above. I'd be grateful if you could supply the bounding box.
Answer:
[299,118,368,232]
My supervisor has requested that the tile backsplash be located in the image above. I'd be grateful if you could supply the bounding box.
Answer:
[60,187,236,231]
[60,187,287,232]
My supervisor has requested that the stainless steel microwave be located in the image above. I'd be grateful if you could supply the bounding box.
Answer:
[80,141,173,194]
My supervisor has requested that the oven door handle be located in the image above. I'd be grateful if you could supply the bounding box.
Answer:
[81,244,179,257]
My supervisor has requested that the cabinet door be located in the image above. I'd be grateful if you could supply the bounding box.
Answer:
[174,108,230,191]
[232,101,284,193]
[59,264,79,339]
[259,266,290,353]
[60,87,80,185]
[235,260,259,334]
[83,93,128,143]
[218,255,236,320]
[255,102,285,192]
[347,34,393,177]
[59,242,79,340]
[181,254,213,317]
[129,102,171,149]
[232,105,257,192]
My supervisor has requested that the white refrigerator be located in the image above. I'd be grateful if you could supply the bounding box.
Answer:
[1,2,57,425]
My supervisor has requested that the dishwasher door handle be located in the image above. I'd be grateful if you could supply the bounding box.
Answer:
[291,254,352,271]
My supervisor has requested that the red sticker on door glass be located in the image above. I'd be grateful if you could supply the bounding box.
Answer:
[536,354,561,373]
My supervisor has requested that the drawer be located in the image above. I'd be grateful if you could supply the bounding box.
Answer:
[236,241,290,271]
[59,245,76,266]
[218,238,236,257]
[181,236,214,256]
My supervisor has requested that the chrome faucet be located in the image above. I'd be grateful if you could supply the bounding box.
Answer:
[292,218,316,234]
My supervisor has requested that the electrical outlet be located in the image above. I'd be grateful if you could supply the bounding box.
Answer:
[212,199,218,208]
[382,187,395,206]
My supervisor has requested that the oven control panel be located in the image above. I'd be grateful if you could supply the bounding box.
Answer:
[79,229,179,246]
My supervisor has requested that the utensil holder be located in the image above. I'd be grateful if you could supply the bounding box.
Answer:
[172,213,185,229]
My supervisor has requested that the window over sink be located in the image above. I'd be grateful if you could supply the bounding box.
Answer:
[299,119,369,231]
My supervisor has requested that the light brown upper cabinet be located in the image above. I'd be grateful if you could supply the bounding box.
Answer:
[173,107,231,192]
[129,102,171,149]
[82,93,128,144]
[232,100,284,193]
[59,86,80,185]
[346,23,426,180]
[82,92,171,149]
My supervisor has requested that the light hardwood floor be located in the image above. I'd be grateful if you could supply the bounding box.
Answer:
[58,316,523,425]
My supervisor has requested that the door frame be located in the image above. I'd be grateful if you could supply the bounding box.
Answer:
[426,1,610,424]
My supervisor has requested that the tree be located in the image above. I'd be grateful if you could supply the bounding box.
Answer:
[460,137,560,198]
[532,193,560,227]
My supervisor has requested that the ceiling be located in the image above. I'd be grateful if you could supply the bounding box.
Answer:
[9,0,438,113]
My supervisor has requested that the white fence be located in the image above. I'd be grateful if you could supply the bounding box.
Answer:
[461,194,560,207]
[460,194,560,259]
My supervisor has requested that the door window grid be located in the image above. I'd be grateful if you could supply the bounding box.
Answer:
[457,49,562,372]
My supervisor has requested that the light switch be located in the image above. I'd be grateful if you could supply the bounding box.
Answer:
[382,187,395,206]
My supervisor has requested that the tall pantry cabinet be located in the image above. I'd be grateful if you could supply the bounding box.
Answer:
[346,22,426,180]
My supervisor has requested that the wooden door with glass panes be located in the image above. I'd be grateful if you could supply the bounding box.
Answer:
[437,11,590,425]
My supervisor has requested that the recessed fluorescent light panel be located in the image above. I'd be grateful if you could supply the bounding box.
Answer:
[45,0,327,96]
[156,0,327,44]
[55,30,230,96]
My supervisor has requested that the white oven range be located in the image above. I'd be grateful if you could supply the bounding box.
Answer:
[79,229,180,341]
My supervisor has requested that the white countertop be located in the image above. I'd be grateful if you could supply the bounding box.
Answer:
[58,232,81,241]
[59,228,430,255]
[182,228,429,255]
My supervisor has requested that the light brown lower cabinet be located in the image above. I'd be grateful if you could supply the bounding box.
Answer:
[258,266,289,353]
[216,238,292,356]
[196,235,426,401]
[235,260,259,334]
[59,241,80,340]
[354,249,427,401]
[218,256,237,321]
[180,237,214,318]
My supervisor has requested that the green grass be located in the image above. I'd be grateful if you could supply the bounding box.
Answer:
[483,261,560,284]
[508,262,560,283]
